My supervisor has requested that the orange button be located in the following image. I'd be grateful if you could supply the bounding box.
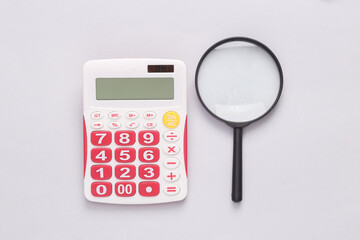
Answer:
[162,111,180,129]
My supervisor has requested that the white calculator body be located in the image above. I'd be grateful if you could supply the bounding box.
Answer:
[83,59,187,204]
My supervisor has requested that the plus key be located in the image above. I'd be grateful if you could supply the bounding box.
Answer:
[164,171,180,182]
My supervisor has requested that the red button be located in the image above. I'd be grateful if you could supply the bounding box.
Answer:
[91,148,112,163]
[138,131,159,146]
[91,165,112,180]
[115,165,136,180]
[139,147,159,162]
[114,148,136,163]
[91,131,112,146]
[139,181,160,197]
[139,164,160,180]
[91,182,112,197]
[115,131,136,146]
[115,182,136,197]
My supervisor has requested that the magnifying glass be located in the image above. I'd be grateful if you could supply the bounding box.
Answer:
[195,37,283,202]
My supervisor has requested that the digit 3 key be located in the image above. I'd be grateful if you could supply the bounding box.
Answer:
[83,59,188,204]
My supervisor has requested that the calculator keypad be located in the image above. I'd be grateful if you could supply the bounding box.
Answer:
[86,110,185,201]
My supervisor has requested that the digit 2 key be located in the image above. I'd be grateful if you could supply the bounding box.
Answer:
[83,59,188,204]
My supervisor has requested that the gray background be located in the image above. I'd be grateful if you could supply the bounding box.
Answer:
[1,0,359,239]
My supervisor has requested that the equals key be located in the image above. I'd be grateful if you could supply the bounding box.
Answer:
[164,185,180,196]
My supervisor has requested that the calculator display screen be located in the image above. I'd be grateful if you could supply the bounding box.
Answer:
[96,78,174,100]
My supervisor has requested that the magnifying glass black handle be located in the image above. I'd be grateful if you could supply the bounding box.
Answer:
[232,127,243,202]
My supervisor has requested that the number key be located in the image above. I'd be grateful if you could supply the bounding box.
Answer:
[115,148,136,163]
[115,165,136,180]
[139,164,160,180]
[139,147,159,162]
[91,131,112,146]
[91,148,112,163]
[91,182,112,197]
[139,130,159,146]
[115,131,136,146]
[91,165,112,180]
[115,182,136,197]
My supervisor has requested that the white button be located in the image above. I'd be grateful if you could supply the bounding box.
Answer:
[126,112,139,119]
[144,111,156,119]
[163,158,180,169]
[91,122,104,129]
[164,171,180,182]
[91,112,103,120]
[164,144,180,155]
[109,111,121,119]
[164,184,180,196]
[143,121,157,129]
[146,186,152,193]
[109,122,121,129]
[126,121,139,129]
[163,130,179,142]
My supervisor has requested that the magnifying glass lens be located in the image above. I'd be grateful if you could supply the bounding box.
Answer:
[197,41,281,123]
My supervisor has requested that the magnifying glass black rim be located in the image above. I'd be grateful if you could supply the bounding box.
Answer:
[195,36,284,128]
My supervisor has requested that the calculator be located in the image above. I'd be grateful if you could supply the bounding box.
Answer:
[83,59,187,204]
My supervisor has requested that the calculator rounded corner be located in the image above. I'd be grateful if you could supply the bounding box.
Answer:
[83,60,95,72]
[175,59,186,70]
[84,190,94,203]
[178,191,188,202]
